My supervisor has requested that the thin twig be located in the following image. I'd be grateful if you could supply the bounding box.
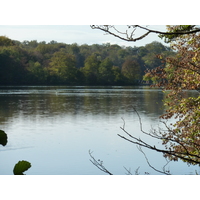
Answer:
[89,150,113,175]
[137,146,171,175]
[124,166,133,175]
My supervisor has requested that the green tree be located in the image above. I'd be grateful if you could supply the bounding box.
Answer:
[141,41,174,70]
[122,56,141,84]
[0,46,28,85]
[21,40,38,49]
[81,54,101,85]
[27,61,48,84]
[68,43,84,68]
[0,36,15,46]
[98,58,114,85]
[35,43,57,55]
[112,66,124,85]
[49,51,78,84]
[0,35,176,86]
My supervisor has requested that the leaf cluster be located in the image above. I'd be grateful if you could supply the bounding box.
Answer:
[145,28,200,164]
[159,25,198,43]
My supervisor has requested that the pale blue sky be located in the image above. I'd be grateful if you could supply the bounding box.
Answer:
[0,25,167,47]
[0,0,194,47]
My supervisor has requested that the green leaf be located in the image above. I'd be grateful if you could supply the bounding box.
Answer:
[0,130,8,146]
[13,160,31,175]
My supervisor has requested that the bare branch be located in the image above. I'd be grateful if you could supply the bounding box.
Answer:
[162,158,171,174]
[134,166,141,175]
[137,146,171,175]
[89,150,113,175]
[90,25,200,42]
[123,166,133,175]
[118,108,200,165]
[90,25,151,42]
[121,117,125,130]
[118,127,200,165]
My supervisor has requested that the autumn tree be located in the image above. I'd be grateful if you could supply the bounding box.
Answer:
[90,25,200,174]
[144,26,200,164]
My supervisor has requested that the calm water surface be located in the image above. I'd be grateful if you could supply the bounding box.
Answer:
[0,86,199,175]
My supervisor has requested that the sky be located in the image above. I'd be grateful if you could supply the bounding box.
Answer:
[1,1,194,48]
[0,25,167,47]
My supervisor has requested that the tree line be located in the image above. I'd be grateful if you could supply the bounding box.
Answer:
[0,36,175,86]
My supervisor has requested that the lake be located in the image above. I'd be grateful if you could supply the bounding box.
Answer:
[0,86,199,175]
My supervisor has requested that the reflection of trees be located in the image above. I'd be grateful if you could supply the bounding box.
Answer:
[0,95,20,124]
[142,88,165,116]
[0,87,167,125]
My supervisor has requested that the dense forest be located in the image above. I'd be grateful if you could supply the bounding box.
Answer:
[0,36,175,86]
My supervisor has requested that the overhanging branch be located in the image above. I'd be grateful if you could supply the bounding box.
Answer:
[90,25,200,42]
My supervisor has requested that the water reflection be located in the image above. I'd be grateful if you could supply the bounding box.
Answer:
[0,86,199,175]
[0,86,165,125]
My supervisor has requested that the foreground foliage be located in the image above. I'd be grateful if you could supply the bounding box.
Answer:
[147,26,200,164]
[0,129,31,175]
[0,130,7,146]
[13,160,31,175]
